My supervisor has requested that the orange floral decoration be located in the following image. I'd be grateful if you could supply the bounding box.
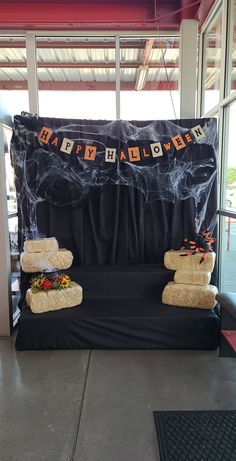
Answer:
[30,273,71,293]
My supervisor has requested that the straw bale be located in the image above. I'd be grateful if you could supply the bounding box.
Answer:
[26,282,82,313]
[174,269,211,286]
[23,237,59,253]
[164,250,215,272]
[20,249,73,273]
[162,281,217,309]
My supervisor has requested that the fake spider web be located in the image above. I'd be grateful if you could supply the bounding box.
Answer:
[11,114,217,242]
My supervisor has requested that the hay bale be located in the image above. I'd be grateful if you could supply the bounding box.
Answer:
[174,269,211,286]
[23,237,59,253]
[164,250,215,272]
[26,281,83,313]
[162,281,217,309]
[20,249,73,273]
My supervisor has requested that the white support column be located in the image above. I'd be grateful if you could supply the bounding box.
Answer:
[115,35,120,120]
[26,33,39,115]
[179,19,198,118]
[0,124,11,336]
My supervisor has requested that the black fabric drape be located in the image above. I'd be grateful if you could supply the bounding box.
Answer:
[20,188,198,265]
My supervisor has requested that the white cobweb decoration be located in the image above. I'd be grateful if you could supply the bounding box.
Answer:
[11,115,217,240]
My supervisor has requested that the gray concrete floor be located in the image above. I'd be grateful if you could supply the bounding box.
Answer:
[0,338,236,461]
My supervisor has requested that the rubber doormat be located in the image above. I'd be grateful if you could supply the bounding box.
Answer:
[154,410,236,461]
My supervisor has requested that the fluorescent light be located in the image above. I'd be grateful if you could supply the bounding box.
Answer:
[135,65,149,91]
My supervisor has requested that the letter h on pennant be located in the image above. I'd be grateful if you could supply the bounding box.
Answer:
[105,148,116,162]
[38,126,53,144]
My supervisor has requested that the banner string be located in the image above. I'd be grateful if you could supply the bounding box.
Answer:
[157,22,177,120]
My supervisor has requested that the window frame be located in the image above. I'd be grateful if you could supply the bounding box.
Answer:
[199,0,236,292]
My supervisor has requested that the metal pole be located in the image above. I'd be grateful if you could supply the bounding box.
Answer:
[115,35,120,120]
[179,19,198,118]
[26,33,39,115]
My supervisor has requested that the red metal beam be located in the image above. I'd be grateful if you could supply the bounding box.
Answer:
[197,0,215,28]
[0,0,153,2]
[0,1,160,31]
[180,0,201,20]
[0,39,180,49]
[0,1,216,31]
[0,61,179,69]
[180,0,216,27]
[0,80,178,90]
[0,1,155,22]
[0,38,220,51]
[1,59,229,69]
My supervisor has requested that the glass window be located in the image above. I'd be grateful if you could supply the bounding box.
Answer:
[4,128,17,215]
[228,0,236,94]
[220,101,236,293]
[220,215,236,292]
[223,101,236,211]
[4,125,19,253]
[36,36,116,119]
[202,9,222,113]
[0,36,29,115]
[120,36,179,120]
[3,125,20,325]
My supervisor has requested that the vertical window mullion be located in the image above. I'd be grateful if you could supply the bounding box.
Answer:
[115,35,120,120]
[26,32,39,115]
[219,0,230,101]
[197,31,203,117]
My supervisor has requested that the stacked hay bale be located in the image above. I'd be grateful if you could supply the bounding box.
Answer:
[162,249,217,309]
[26,281,83,314]
[21,237,82,313]
[20,237,73,273]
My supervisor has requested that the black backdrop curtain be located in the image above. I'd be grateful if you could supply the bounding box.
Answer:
[11,115,217,266]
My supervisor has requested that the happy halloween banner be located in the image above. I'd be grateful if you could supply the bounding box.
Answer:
[37,123,206,163]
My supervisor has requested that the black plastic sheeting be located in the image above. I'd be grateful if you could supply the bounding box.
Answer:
[15,299,220,351]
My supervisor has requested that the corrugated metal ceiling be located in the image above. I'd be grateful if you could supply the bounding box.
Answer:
[0,36,180,85]
[0,35,230,89]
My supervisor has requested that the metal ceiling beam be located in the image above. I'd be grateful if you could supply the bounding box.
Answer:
[0,40,180,49]
[0,80,179,91]
[197,0,215,28]
[0,1,166,31]
[3,79,235,91]
[0,61,179,69]
[180,0,201,20]
[0,60,229,69]
[0,38,220,50]
[0,0,216,31]
[0,0,153,2]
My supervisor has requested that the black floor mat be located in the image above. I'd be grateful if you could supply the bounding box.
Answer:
[154,410,236,461]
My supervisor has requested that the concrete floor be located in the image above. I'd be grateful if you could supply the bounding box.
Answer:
[0,338,236,461]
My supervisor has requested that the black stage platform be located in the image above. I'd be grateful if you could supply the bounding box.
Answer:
[15,265,220,350]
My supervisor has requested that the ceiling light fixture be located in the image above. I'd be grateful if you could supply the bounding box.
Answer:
[135,65,149,91]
